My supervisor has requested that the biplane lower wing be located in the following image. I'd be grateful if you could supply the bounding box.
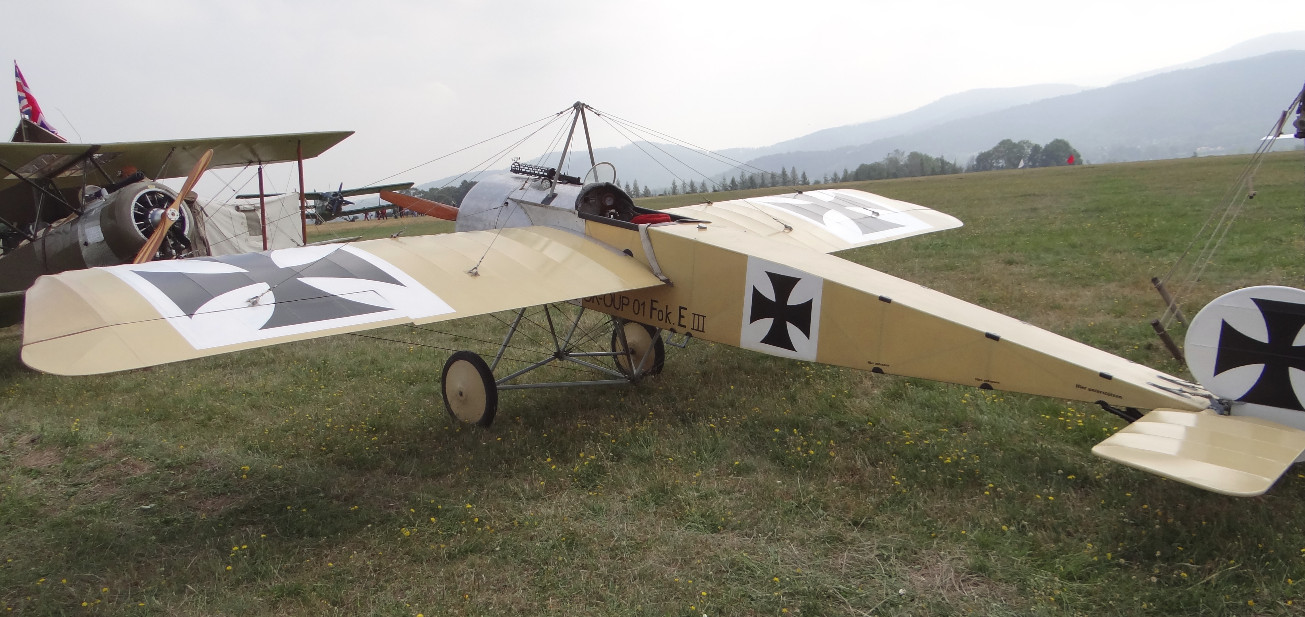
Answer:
[1092,409,1305,496]
[21,226,665,375]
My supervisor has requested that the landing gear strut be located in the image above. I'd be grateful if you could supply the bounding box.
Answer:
[438,304,672,427]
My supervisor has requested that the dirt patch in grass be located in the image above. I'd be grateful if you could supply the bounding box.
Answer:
[16,447,58,470]
[906,551,1024,612]
[194,494,243,517]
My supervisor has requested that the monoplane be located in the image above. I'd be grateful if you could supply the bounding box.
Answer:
[20,103,1305,497]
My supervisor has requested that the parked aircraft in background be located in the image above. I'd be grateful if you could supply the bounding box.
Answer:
[238,182,415,224]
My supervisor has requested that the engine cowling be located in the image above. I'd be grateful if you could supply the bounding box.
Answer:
[0,181,200,293]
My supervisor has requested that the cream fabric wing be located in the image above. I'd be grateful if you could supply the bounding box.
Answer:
[22,226,665,375]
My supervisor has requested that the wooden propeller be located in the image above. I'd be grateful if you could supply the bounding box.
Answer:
[132,149,213,264]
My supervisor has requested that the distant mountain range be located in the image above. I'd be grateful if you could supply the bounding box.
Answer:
[746,50,1305,179]
[412,32,1305,195]
[1113,30,1305,84]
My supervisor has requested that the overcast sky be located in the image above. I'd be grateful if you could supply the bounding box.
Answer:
[1,0,1300,198]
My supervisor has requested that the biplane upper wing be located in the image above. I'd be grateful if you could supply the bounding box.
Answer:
[21,226,665,375]
[0,131,353,193]
[663,189,963,254]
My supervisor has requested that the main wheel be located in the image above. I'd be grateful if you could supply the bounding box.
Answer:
[441,351,498,427]
[611,322,665,378]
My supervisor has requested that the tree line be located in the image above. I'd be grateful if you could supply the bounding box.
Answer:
[410,180,477,206]
[966,138,1082,171]
[411,138,1082,205]
[628,138,1081,196]
[624,166,815,197]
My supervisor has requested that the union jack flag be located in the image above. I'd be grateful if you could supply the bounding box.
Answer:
[14,62,60,137]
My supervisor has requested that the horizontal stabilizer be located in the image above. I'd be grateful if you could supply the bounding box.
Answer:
[664,189,962,254]
[1092,409,1305,496]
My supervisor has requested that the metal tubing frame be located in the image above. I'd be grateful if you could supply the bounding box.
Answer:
[488,303,655,391]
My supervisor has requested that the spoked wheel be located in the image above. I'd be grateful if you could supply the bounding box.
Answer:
[441,351,498,427]
[611,321,665,378]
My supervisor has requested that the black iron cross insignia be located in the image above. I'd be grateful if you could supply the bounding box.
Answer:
[749,271,813,352]
[762,197,904,236]
[1214,297,1305,411]
[132,250,403,330]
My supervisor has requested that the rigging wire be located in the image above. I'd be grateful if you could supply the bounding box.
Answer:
[366,108,570,187]
[590,105,797,190]
[592,113,707,190]
[533,117,575,170]
[1155,88,1305,327]
[588,107,797,231]
[587,106,809,231]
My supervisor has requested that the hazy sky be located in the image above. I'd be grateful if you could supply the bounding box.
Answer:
[1,0,1299,198]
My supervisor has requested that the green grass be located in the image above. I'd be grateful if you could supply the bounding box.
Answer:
[3,152,1305,615]
[308,217,455,243]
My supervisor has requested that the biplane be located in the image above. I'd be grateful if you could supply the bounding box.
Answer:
[0,62,355,299]
[19,103,1305,497]
[236,182,416,224]
[0,125,353,294]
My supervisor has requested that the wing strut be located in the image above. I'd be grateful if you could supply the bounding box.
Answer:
[297,140,308,246]
[153,147,175,182]
[0,156,86,219]
[40,145,101,200]
[579,104,597,170]
[550,103,585,197]
[257,163,269,251]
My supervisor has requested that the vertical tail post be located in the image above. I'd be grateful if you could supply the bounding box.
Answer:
[1150,318,1185,363]
[1152,277,1187,326]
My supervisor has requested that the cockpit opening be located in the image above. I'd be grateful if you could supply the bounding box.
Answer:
[576,183,635,221]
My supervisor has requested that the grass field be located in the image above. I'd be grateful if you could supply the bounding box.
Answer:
[2,151,1304,616]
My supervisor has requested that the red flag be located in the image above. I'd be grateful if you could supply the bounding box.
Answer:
[1067,155,1075,165]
